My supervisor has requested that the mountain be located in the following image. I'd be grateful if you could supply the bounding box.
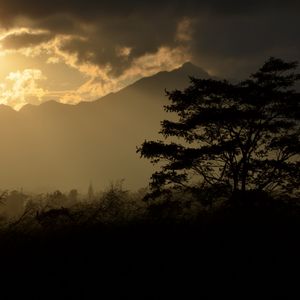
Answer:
[0,63,210,193]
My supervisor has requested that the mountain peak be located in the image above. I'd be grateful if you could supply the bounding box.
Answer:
[170,61,210,80]
[41,100,62,107]
[181,61,197,69]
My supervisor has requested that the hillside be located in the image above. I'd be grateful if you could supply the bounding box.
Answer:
[0,63,210,192]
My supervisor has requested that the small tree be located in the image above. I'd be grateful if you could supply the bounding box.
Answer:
[137,58,300,200]
[88,182,95,201]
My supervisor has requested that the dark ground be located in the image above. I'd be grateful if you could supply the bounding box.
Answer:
[0,207,299,299]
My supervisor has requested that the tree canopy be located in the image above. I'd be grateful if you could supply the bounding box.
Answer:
[137,58,300,200]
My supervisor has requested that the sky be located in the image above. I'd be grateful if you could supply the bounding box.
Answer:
[0,0,299,110]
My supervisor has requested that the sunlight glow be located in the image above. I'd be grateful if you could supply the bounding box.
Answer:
[0,24,190,109]
[0,69,47,110]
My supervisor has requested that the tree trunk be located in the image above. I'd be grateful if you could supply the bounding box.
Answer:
[233,178,238,192]
[241,177,246,192]
[241,161,248,192]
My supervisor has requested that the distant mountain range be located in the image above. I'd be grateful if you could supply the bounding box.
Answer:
[0,62,210,193]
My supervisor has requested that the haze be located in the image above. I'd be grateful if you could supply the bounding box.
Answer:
[0,0,299,192]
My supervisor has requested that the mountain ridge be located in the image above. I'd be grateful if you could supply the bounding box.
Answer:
[0,62,210,192]
[17,62,208,112]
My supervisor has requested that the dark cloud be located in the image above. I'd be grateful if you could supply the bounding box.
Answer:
[1,31,53,50]
[58,12,179,75]
[0,1,298,20]
[190,8,300,77]
[0,0,299,78]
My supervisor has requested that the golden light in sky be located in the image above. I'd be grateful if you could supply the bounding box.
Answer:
[0,25,190,110]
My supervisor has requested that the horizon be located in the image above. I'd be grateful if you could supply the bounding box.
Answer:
[0,61,200,111]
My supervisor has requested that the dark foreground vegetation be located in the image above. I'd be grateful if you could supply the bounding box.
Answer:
[0,186,299,299]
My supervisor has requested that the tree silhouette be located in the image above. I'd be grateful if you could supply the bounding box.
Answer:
[88,182,95,201]
[137,58,300,200]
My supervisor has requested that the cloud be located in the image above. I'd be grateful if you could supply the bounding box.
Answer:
[0,69,47,110]
[0,17,191,105]
[0,29,53,50]
[0,1,298,78]
[176,18,194,43]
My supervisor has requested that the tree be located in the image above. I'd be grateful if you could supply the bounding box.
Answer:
[68,189,79,204]
[88,182,95,201]
[137,58,300,200]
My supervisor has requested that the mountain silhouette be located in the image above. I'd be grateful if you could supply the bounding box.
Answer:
[0,63,210,192]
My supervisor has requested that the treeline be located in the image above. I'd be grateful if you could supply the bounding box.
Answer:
[0,181,299,236]
[0,181,144,230]
[0,183,204,233]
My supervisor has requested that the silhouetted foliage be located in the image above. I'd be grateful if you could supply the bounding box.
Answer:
[45,190,68,209]
[68,189,79,203]
[35,207,74,228]
[138,58,300,202]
